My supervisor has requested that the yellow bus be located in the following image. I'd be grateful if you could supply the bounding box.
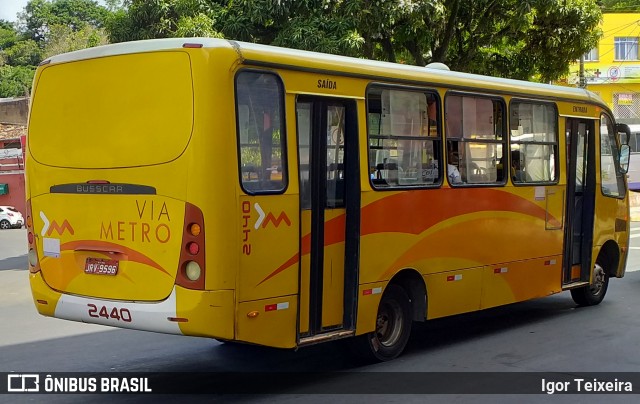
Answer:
[26,38,631,361]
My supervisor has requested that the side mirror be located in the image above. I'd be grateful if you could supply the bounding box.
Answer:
[620,144,630,174]
[617,123,631,146]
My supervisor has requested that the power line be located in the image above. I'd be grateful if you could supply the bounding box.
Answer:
[601,19,640,37]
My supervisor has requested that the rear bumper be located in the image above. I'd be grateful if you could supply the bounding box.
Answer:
[29,271,234,338]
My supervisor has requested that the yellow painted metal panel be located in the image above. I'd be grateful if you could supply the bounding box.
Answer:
[481,257,562,310]
[31,193,184,301]
[237,296,297,348]
[29,272,61,317]
[355,282,386,335]
[299,210,311,334]
[237,195,299,303]
[176,288,234,339]
[30,52,194,168]
[425,267,483,319]
[358,188,564,284]
[322,209,345,328]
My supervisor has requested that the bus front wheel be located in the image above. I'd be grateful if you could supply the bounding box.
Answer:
[570,263,609,306]
[352,284,412,361]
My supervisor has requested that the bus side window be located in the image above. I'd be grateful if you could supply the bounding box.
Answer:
[236,71,287,193]
[367,87,442,189]
[509,101,557,185]
[445,94,506,186]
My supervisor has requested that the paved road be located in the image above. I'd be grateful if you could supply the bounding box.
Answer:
[1,226,640,403]
[627,222,640,272]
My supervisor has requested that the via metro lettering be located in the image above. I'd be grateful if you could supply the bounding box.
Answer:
[99,200,171,243]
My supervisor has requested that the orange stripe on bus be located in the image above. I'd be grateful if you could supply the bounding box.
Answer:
[257,254,299,285]
[361,188,557,236]
[60,240,171,276]
[259,188,559,286]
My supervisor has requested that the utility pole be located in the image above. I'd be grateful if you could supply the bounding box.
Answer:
[579,55,586,88]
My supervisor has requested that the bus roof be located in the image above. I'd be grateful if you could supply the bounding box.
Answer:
[44,37,606,109]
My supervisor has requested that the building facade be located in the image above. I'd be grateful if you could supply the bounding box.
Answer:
[0,98,28,217]
[564,13,640,124]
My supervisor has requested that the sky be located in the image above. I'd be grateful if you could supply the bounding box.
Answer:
[0,0,108,23]
[0,0,29,22]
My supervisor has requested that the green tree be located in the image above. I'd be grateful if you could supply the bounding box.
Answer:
[19,0,110,42]
[3,39,42,66]
[1,0,115,96]
[108,1,364,55]
[601,0,640,12]
[105,0,602,82]
[42,24,109,59]
[0,22,20,63]
[1,23,41,67]
[0,65,36,97]
[107,0,224,42]
[265,1,364,56]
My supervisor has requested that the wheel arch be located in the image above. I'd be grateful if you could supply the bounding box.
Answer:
[597,239,620,278]
[388,268,427,322]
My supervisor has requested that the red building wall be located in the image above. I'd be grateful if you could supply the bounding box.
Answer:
[0,172,26,217]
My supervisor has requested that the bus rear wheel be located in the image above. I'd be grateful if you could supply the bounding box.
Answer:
[352,284,412,361]
[571,263,609,306]
[214,338,238,345]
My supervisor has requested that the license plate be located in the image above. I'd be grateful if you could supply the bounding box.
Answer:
[84,258,119,276]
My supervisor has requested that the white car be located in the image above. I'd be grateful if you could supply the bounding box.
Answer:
[0,206,24,229]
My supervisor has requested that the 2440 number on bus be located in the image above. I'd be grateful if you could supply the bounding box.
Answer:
[87,304,132,322]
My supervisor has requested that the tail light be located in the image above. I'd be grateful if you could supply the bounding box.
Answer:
[26,199,41,274]
[176,203,205,290]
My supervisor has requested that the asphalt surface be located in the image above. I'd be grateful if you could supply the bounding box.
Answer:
[1,226,640,403]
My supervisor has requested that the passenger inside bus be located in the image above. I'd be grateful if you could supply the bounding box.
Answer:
[511,150,531,182]
[447,148,462,184]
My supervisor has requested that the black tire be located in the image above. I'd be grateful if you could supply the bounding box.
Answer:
[214,338,238,345]
[351,284,412,361]
[571,263,609,306]
[0,220,10,230]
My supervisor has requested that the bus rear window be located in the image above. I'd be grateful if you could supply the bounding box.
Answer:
[235,71,287,193]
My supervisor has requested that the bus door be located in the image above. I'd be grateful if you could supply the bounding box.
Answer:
[564,118,596,286]
[296,97,360,343]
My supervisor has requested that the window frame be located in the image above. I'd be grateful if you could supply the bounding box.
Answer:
[234,69,288,195]
[614,37,639,61]
[365,83,443,191]
[444,91,508,188]
[508,99,559,186]
[599,112,627,200]
[583,47,599,62]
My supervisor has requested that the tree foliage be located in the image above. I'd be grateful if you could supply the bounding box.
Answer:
[19,0,110,42]
[3,39,42,66]
[0,24,20,53]
[106,0,601,82]
[42,24,109,60]
[0,0,112,97]
[437,0,602,81]
[106,0,224,42]
[601,0,640,12]
[0,0,606,98]
[0,65,36,97]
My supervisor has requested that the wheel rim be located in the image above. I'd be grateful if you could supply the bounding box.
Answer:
[375,299,404,347]
[0,221,9,229]
[590,263,606,296]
